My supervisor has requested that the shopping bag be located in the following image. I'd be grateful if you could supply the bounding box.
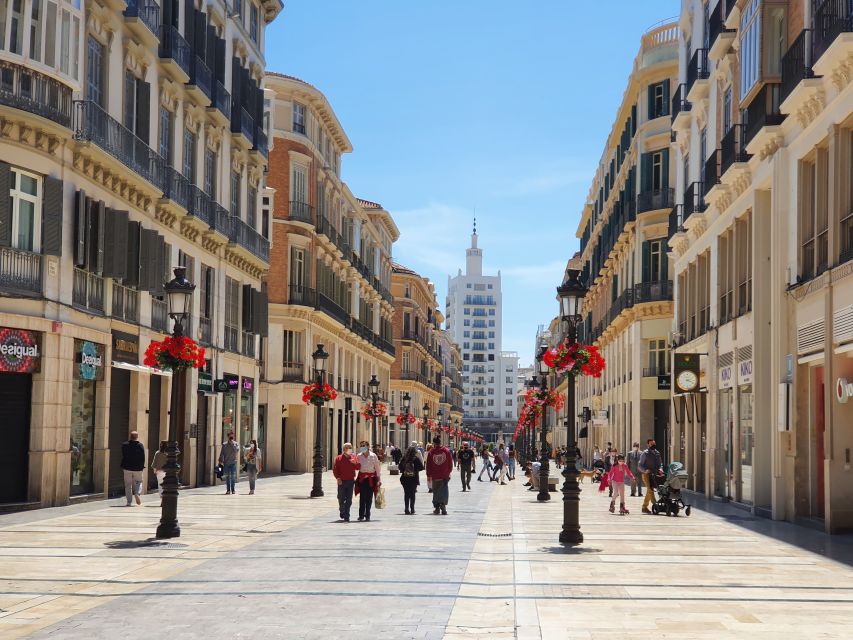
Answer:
[375,486,386,509]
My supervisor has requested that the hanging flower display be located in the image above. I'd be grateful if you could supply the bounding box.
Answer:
[361,402,388,421]
[302,383,337,406]
[543,341,606,378]
[143,335,206,371]
[396,413,416,426]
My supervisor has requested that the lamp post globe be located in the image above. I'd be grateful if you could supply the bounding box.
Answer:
[402,392,411,446]
[310,344,329,498]
[156,267,195,540]
[422,402,430,443]
[557,268,588,546]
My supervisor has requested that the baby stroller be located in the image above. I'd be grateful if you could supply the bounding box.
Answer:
[591,459,605,483]
[651,462,692,517]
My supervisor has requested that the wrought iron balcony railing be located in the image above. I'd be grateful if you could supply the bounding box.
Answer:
[0,247,42,296]
[671,83,691,124]
[781,29,815,103]
[813,0,853,63]
[73,268,105,314]
[124,0,161,38]
[720,123,750,176]
[212,79,232,119]
[112,282,139,323]
[743,83,785,147]
[190,56,213,100]
[686,48,710,95]
[0,60,73,127]
[159,24,190,77]
[152,298,168,333]
[637,187,674,213]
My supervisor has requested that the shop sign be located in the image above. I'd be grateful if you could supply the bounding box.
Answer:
[198,371,213,394]
[223,374,239,390]
[737,359,753,385]
[657,374,671,391]
[719,365,733,389]
[74,340,105,381]
[242,377,254,393]
[112,330,139,365]
[0,327,41,373]
[836,378,853,404]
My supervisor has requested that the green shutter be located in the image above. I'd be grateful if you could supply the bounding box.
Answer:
[125,221,141,287]
[661,244,669,282]
[0,162,11,247]
[662,148,670,191]
[662,80,671,116]
[640,153,652,193]
[41,176,63,256]
[647,83,656,120]
[642,241,651,283]
[73,191,87,266]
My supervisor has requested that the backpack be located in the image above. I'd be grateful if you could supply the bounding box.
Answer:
[402,461,416,477]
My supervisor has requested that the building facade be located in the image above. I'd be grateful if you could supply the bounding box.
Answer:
[439,329,465,436]
[389,264,442,447]
[0,0,280,508]
[262,73,397,473]
[574,21,679,461]
[446,224,512,435]
[669,0,853,532]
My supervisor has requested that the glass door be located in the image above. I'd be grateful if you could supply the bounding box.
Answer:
[715,388,733,499]
[738,385,754,504]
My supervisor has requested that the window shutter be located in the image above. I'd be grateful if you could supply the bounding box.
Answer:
[156,240,169,295]
[103,209,129,278]
[231,56,241,102]
[123,71,135,131]
[41,176,63,256]
[258,285,268,337]
[162,0,172,29]
[73,190,87,265]
[0,162,12,246]
[88,200,106,274]
[640,153,652,193]
[125,221,141,287]
[242,283,253,328]
[194,10,206,59]
[136,80,150,143]
[661,246,669,282]
[662,79,671,116]
[215,38,226,82]
[662,148,670,190]
[642,241,651,283]
[206,25,216,68]
[183,0,194,44]
[140,228,158,292]
[647,84,656,120]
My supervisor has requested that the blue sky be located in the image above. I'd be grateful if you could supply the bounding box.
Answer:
[268,1,680,365]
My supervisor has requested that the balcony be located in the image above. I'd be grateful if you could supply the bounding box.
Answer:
[288,284,316,306]
[670,83,691,134]
[720,123,750,176]
[282,362,304,383]
[634,280,673,303]
[317,292,349,326]
[224,323,239,353]
[74,100,166,192]
[642,365,668,377]
[188,183,215,227]
[199,316,212,345]
[152,298,168,333]
[112,283,139,323]
[188,56,212,103]
[72,268,105,314]
[781,30,816,104]
[686,48,710,99]
[232,105,253,145]
[241,330,255,358]
[743,83,785,148]
[813,0,853,64]
[228,216,270,262]
[684,181,706,218]
[211,203,231,236]
[704,149,720,193]
[252,127,268,158]
[637,188,674,214]
[708,0,736,59]
[0,60,73,128]
[288,200,314,224]
[159,25,190,81]
[210,79,231,123]
[124,0,160,42]
[0,247,43,296]
[163,165,190,211]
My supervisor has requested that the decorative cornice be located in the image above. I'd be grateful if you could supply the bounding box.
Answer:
[160,78,180,112]
[87,2,117,46]
[124,41,152,78]
[205,121,223,151]
[795,88,826,129]
[830,52,853,92]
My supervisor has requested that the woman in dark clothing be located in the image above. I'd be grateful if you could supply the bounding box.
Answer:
[399,445,424,515]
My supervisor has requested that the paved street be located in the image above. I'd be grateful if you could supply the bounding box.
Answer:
[1,470,852,639]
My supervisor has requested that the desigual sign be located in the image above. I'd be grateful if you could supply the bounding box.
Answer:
[0,327,41,373]
[836,378,853,403]
[75,340,105,381]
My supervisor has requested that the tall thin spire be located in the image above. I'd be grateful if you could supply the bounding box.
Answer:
[466,211,482,276]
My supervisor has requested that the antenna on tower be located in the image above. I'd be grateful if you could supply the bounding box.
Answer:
[473,206,477,235]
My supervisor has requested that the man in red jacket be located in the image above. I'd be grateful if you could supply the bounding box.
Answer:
[426,436,453,515]
[332,442,359,522]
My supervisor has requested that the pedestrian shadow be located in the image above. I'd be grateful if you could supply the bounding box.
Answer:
[103,539,188,549]
[288,496,314,500]
[538,545,603,555]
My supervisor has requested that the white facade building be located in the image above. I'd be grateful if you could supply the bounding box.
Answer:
[446,223,514,434]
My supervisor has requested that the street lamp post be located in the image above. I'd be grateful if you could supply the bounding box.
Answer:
[402,392,411,446]
[436,408,443,446]
[526,377,537,465]
[156,267,195,539]
[537,346,551,502]
[310,344,329,498]
[368,374,380,447]
[557,269,588,545]
[422,402,430,444]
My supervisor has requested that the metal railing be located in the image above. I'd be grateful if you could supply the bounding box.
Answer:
[743,83,785,147]
[282,362,304,383]
[212,79,231,119]
[229,216,270,262]
[199,316,212,345]
[233,106,253,140]
[293,122,306,135]
[242,330,255,357]
[634,280,673,303]
[781,29,814,103]
[720,123,750,175]
[112,282,139,323]
[124,0,160,37]
[813,0,853,63]
[190,56,212,100]
[671,83,691,123]
[73,268,105,313]
[686,48,710,95]
[317,292,349,325]
[189,183,215,227]
[704,149,720,191]
[74,100,166,191]
[0,60,73,127]
[152,298,168,333]
[159,25,190,77]
[253,127,268,158]
[288,284,315,306]
[637,187,674,213]
[0,247,42,295]
[288,201,313,224]
[684,181,706,216]
[212,203,231,236]
[224,324,239,353]
[709,0,735,50]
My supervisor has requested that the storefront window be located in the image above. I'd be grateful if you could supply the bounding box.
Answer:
[70,379,95,495]
[716,388,733,499]
[738,385,754,504]
[240,377,254,446]
[222,375,238,440]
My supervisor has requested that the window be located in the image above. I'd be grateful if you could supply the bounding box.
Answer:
[647,339,668,375]
[158,107,172,164]
[247,186,257,228]
[463,331,470,337]
[230,170,241,217]
[736,213,753,315]
[740,0,761,98]
[404,284,410,298]
[505,376,512,383]
[123,71,149,142]
[86,36,105,107]
[642,239,666,283]
[199,265,214,320]
[204,149,216,199]
[719,230,734,324]
[648,80,669,119]
[249,2,258,43]
[799,154,828,281]
[723,87,732,134]
[841,131,853,262]
[224,277,240,352]
[402,351,410,372]
[505,388,512,395]
[463,319,470,326]
[291,164,306,203]
[9,168,41,252]
[488,331,495,338]
[293,102,306,134]
[233,0,243,21]
[283,330,302,366]
[183,130,196,182]
[289,246,305,287]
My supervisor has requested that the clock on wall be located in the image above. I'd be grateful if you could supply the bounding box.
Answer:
[676,370,699,393]
[673,353,700,394]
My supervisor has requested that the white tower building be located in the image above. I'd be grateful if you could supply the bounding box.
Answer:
[446,221,517,436]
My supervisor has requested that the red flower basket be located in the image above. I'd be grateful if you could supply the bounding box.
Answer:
[302,383,337,406]
[361,402,388,421]
[543,341,606,378]
[396,413,416,426]
[143,336,205,371]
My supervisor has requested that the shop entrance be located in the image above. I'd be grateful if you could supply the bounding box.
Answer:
[108,368,131,497]
[715,388,733,499]
[0,373,31,503]
[738,385,754,504]
[196,394,209,486]
[812,366,826,518]
[147,375,163,491]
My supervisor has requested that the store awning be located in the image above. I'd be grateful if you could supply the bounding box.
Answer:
[111,361,172,377]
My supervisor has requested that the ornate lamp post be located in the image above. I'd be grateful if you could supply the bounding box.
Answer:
[536,345,551,502]
[526,377,538,464]
[436,408,443,445]
[368,374,380,446]
[422,402,430,444]
[310,344,329,498]
[557,269,588,545]
[156,267,195,539]
[402,392,411,445]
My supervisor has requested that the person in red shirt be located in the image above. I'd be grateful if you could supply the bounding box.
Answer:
[332,442,359,522]
[426,436,453,515]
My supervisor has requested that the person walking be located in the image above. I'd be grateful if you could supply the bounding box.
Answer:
[507,444,517,480]
[593,445,603,465]
[355,440,381,521]
[495,443,509,485]
[121,431,145,506]
[477,445,493,482]
[639,439,664,514]
[426,436,453,515]
[600,454,635,514]
[391,444,403,466]
[456,441,476,491]
[627,442,643,497]
[244,439,262,495]
[399,445,424,514]
[150,441,168,497]
[218,431,240,495]
[333,442,359,522]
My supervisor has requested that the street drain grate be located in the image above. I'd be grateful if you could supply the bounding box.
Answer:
[478,532,512,537]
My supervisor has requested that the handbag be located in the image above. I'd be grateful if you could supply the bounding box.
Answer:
[375,486,386,509]
[215,464,224,479]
